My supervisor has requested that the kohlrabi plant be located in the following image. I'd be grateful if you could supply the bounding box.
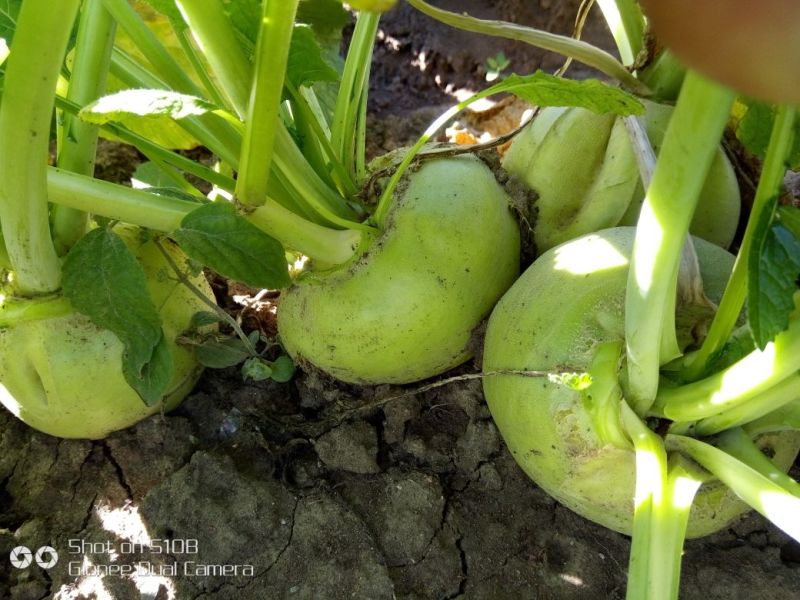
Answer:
[411,0,800,597]
[0,0,219,439]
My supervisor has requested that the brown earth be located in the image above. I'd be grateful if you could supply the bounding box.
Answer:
[2,2,800,599]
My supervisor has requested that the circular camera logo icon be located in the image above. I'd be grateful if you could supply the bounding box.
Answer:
[10,546,32,569]
[35,546,58,569]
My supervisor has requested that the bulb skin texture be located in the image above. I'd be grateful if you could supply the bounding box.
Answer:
[278,155,521,384]
[502,101,740,253]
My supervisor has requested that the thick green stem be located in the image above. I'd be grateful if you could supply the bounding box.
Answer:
[744,401,800,436]
[652,315,800,422]
[0,295,74,326]
[53,0,117,255]
[175,0,252,119]
[620,401,666,600]
[355,62,370,183]
[0,0,81,294]
[47,168,199,232]
[625,72,734,414]
[650,457,704,600]
[716,428,800,497]
[681,106,797,382]
[584,340,629,449]
[236,0,299,208]
[46,168,361,264]
[595,0,644,65]
[247,202,366,266]
[666,434,800,541]
[406,0,649,95]
[638,50,687,102]
[331,11,380,181]
[689,373,800,437]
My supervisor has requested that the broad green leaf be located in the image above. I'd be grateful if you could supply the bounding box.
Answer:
[80,89,217,150]
[297,0,350,33]
[62,228,169,404]
[288,25,339,89]
[194,337,251,368]
[173,202,291,289]
[81,89,217,121]
[748,210,800,349]
[241,357,272,381]
[478,71,645,116]
[733,99,800,169]
[122,333,174,406]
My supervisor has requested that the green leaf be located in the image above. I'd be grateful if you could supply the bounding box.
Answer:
[122,333,174,406]
[479,71,645,116]
[734,99,800,169]
[194,337,251,368]
[80,89,218,150]
[748,210,800,349]
[269,354,296,382]
[173,202,291,289]
[132,160,187,190]
[62,228,169,404]
[241,356,272,381]
[191,311,225,328]
[288,25,339,89]
[242,354,295,382]
[132,161,203,204]
[0,0,22,45]
[297,0,350,33]
[81,89,218,121]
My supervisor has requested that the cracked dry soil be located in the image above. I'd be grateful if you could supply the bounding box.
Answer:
[2,1,800,598]
[2,369,800,599]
